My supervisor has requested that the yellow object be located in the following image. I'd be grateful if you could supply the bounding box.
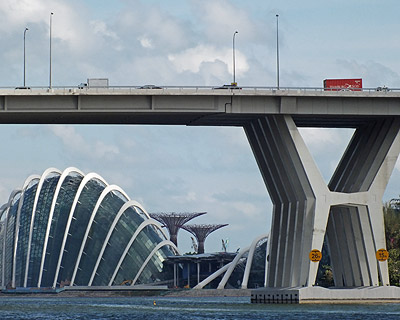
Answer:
[153,300,156,306]
[376,248,389,261]
[309,249,322,262]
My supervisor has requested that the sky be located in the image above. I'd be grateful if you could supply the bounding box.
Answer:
[0,0,400,253]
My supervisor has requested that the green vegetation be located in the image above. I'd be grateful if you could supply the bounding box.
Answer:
[315,201,400,287]
[384,200,400,286]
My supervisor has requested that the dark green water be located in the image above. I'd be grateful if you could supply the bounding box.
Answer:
[0,296,399,319]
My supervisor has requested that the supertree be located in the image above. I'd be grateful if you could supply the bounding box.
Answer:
[149,212,206,247]
[182,224,228,254]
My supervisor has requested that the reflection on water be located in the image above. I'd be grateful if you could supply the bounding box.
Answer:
[0,296,399,319]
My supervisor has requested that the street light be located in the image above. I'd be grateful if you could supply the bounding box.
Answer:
[49,12,54,89]
[276,14,280,89]
[232,31,238,86]
[23,27,29,87]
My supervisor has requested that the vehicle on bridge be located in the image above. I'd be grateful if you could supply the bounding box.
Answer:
[78,78,109,89]
[323,78,362,91]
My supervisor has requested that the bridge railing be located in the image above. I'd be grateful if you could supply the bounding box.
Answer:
[1,85,400,94]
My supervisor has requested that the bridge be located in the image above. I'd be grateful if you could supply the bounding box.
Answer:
[1,86,400,299]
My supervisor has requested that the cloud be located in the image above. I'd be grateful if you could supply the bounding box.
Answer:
[335,60,400,88]
[90,20,119,41]
[116,2,194,52]
[49,126,119,161]
[138,35,153,49]
[168,44,249,77]
[0,0,48,33]
[191,0,269,44]
[299,128,339,151]
[299,128,354,182]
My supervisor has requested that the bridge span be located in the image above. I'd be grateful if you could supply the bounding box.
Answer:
[1,86,400,292]
[0,86,399,126]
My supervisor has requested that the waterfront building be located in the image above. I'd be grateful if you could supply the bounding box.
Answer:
[0,167,178,288]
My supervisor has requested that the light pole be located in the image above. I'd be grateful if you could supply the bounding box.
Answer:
[23,27,28,87]
[276,14,280,89]
[232,31,238,86]
[49,12,54,89]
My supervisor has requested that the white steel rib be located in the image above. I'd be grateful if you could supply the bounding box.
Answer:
[194,263,232,289]
[1,189,21,286]
[217,246,250,289]
[24,168,61,287]
[88,200,167,286]
[108,219,169,286]
[241,234,269,289]
[52,173,108,288]
[131,240,177,286]
[12,175,40,288]
[70,185,130,285]
[37,167,84,287]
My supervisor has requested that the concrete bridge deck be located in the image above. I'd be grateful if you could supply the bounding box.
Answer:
[0,87,399,127]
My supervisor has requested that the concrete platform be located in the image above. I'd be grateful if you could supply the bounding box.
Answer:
[251,286,400,304]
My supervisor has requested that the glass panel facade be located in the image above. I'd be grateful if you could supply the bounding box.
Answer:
[136,246,174,284]
[113,225,172,286]
[15,181,38,287]
[74,191,124,285]
[57,178,105,285]
[4,199,19,287]
[92,207,145,286]
[0,216,6,286]
[27,175,60,287]
[0,169,177,288]
[41,174,83,287]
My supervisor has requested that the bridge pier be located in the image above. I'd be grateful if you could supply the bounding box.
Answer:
[245,115,400,289]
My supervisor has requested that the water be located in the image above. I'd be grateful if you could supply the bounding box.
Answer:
[0,296,399,319]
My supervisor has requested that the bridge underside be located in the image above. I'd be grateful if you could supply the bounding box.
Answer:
[245,115,400,288]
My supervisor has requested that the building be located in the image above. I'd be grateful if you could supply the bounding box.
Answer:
[0,167,178,288]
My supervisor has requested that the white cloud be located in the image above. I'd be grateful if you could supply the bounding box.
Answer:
[299,128,338,151]
[0,0,47,32]
[192,0,266,44]
[168,44,249,76]
[335,60,400,88]
[0,0,81,45]
[49,126,120,161]
[299,128,354,183]
[90,20,119,40]
[51,125,86,150]
[117,4,193,51]
[94,141,120,159]
[138,35,153,49]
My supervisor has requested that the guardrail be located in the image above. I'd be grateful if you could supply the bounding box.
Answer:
[1,85,400,93]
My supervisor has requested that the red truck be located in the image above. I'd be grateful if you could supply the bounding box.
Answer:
[323,78,362,91]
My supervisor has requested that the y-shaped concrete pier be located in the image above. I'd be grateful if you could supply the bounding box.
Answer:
[246,115,400,302]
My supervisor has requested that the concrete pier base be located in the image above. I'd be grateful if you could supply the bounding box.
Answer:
[251,286,400,304]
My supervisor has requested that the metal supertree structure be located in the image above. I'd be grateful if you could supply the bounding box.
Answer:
[149,212,206,247]
[182,224,228,254]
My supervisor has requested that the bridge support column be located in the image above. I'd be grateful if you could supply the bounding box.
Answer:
[245,115,400,288]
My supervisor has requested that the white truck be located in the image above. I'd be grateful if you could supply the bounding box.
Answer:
[79,78,109,88]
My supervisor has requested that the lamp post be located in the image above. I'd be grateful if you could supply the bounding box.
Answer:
[23,27,28,87]
[276,14,280,89]
[232,31,238,86]
[49,12,54,89]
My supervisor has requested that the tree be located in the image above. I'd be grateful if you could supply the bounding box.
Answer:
[384,200,400,286]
